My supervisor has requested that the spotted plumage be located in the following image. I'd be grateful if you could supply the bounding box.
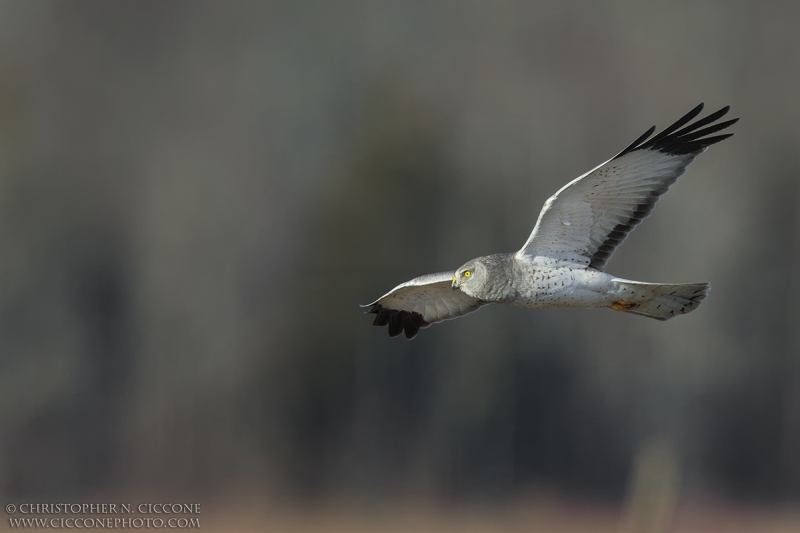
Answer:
[364,104,736,338]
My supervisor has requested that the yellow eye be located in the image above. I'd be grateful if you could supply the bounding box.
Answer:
[464,270,472,278]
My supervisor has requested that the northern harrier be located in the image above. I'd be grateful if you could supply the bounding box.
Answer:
[364,103,736,339]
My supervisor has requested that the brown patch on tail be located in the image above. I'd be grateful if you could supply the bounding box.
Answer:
[611,300,640,312]
[610,281,710,320]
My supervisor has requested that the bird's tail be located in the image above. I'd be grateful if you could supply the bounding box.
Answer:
[609,280,710,320]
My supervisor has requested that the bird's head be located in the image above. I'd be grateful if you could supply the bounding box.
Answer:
[451,259,487,297]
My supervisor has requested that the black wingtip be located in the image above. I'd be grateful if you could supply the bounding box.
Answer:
[373,310,390,327]
[366,304,424,339]
[638,103,705,150]
[388,314,403,337]
[403,314,422,339]
[671,106,732,138]
[676,118,738,144]
[616,125,656,159]
[614,104,737,160]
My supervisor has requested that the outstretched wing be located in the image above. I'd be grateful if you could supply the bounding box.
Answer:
[518,103,737,270]
[362,271,484,339]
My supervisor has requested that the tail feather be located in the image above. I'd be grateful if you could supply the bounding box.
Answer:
[610,280,710,320]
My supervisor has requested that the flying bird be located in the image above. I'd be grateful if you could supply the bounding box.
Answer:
[364,103,737,339]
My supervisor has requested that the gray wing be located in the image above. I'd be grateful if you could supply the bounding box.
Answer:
[363,271,484,339]
[518,104,737,270]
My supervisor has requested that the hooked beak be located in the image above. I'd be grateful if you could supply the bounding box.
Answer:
[451,275,458,290]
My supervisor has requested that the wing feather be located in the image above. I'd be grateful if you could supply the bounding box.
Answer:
[518,104,737,270]
[362,271,484,339]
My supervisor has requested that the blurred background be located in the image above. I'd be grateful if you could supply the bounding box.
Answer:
[1,1,799,531]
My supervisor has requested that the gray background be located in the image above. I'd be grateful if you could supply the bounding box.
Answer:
[1,1,798,530]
